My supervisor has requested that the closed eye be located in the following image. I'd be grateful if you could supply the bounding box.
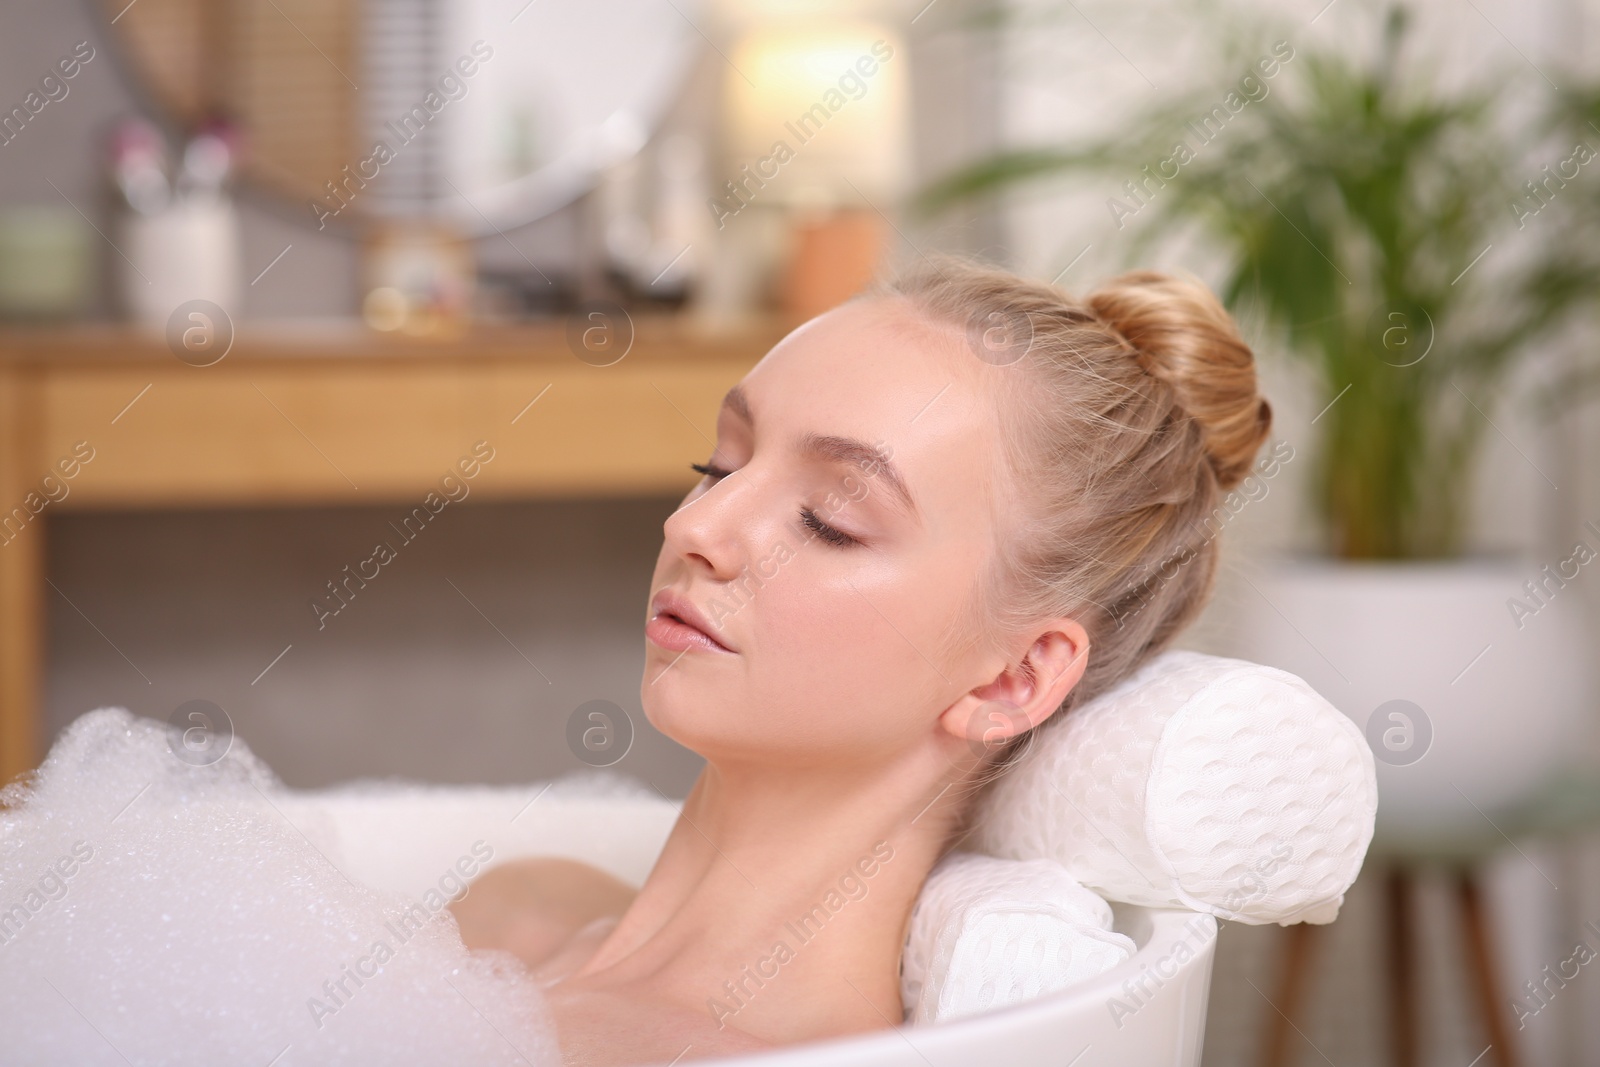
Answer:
[690,461,860,548]
[800,507,857,547]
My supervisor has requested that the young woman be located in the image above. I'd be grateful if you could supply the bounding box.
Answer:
[449,255,1272,1065]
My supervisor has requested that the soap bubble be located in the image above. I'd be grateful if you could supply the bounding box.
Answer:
[0,709,560,1066]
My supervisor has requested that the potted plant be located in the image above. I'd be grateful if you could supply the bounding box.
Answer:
[916,4,1600,843]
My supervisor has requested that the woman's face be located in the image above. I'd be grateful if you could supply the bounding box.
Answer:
[642,297,1020,769]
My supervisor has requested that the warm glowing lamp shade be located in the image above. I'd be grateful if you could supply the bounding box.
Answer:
[720,22,910,209]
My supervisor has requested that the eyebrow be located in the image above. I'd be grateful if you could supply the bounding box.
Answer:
[720,385,919,521]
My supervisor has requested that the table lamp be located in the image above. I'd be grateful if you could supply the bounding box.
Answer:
[714,15,910,325]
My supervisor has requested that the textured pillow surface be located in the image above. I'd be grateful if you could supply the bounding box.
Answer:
[901,851,1134,1024]
[972,649,1377,924]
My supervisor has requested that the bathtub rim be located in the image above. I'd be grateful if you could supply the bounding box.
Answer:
[694,905,1218,1067]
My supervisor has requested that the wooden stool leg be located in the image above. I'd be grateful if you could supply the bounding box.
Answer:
[1458,873,1521,1067]
[1388,868,1417,1067]
[1261,920,1319,1067]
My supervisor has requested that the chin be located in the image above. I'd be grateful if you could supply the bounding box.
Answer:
[639,681,767,764]
[638,668,709,743]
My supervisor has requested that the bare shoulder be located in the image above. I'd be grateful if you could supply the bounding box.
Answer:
[449,857,638,971]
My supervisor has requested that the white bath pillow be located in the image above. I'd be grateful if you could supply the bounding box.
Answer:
[901,851,1133,1024]
[972,649,1377,925]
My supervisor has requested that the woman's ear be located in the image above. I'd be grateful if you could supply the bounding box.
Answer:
[938,618,1090,750]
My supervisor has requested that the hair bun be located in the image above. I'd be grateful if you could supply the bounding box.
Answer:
[1086,269,1272,490]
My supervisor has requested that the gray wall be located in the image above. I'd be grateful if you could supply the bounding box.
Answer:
[45,497,704,793]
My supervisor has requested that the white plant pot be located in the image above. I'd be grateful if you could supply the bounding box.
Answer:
[1229,555,1596,848]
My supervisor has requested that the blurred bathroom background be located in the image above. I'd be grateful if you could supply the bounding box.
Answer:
[1,0,1598,1064]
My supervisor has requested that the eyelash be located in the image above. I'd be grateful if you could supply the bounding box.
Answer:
[688,461,859,548]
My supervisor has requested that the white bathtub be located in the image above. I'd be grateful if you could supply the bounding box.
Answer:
[280,782,1217,1067]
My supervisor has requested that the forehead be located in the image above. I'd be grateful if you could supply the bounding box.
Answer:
[737,297,1011,521]
[743,298,978,428]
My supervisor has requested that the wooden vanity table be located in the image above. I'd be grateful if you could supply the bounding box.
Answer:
[0,315,783,781]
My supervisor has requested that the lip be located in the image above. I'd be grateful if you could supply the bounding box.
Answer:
[647,589,737,654]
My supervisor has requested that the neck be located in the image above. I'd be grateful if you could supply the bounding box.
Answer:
[575,743,975,1042]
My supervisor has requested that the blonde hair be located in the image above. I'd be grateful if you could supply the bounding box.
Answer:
[869,254,1272,736]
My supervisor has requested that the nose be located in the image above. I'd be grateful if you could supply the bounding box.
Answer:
[662,470,761,582]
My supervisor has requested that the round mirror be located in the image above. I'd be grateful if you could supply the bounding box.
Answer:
[99,0,704,234]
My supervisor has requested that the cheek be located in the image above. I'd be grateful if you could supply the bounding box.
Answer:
[744,551,955,742]
[759,567,880,673]
[642,492,990,759]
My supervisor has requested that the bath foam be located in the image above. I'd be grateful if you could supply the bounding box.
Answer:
[0,709,559,1066]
